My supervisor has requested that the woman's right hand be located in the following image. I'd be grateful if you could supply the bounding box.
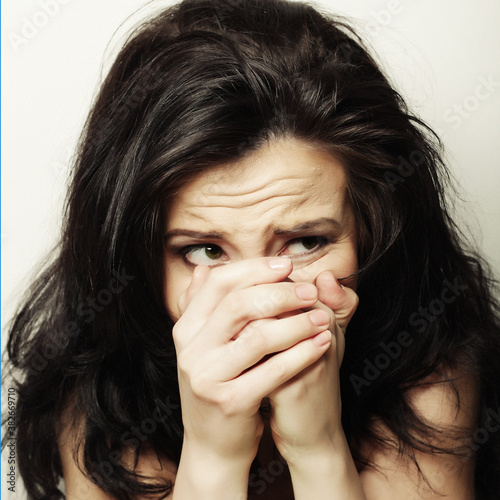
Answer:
[171,257,332,497]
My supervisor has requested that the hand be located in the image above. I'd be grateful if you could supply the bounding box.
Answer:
[268,271,359,464]
[172,258,333,469]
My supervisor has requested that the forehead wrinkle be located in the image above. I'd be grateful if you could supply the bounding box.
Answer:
[195,192,308,210]
[168,139,350,236]
[203,174,308,197]
[184,187,312,222]
[196,175,316,209]
[178,199,339,238]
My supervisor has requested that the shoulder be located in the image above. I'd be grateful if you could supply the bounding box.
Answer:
[358,366,479,499]
[57,404,177,499]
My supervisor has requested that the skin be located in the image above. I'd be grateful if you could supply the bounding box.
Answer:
[59,138,477,499]
[164,138,358,317]
[164,138,364,499]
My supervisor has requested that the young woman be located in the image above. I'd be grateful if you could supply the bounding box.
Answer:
[3,0,500,498]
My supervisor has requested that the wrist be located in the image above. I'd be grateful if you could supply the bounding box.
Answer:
[276,420,344,467]
[173,438,254,500]
[286,433,345,475]
[286,431,366,500]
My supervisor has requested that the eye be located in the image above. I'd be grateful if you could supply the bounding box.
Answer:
[181,244,228,266]
[279,236,329,257]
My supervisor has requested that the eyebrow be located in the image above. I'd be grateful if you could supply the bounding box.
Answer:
[273,217,341,235]
[164,217,340,241]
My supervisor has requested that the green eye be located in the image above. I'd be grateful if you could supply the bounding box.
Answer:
[279,236,329,257]
[182,244,227,266]
[301,236,320,250]
[204,245,223,260]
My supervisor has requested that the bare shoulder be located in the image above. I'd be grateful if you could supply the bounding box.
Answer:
[57,404,177,499]
[358,367,479,499]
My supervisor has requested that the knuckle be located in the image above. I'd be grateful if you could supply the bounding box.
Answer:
[224,290,246,314]
[268,356,288,382]
[327,308,336,326]
[252,295,275,316]
[172,321,184,343]
[269,286,289,307]
[176,349,193,375]
[190,371,212,398]
[218,389,241,417]
[221,292,253,325]
[238,326,267,352]
[253,286,288,316]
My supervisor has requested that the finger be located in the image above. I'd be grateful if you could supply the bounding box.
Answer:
[177,265,211,315]
[231,332,332,398]
[203,281,320,345]
[300,297,346,365]
[315,271,359,330]
[215,308,331,380]
[176,257,293,336]
[231,317,275,340]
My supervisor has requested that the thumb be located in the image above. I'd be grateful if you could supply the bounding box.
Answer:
[177,265,212,315]
[315,271,359,331]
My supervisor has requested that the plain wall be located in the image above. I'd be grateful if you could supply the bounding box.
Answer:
[2,1,499,498]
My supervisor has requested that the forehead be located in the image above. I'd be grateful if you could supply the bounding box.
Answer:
[167,139,349,233]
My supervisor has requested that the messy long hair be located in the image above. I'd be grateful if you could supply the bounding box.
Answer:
[3,0,500,498]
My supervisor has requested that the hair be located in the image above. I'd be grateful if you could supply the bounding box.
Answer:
[3,0,500,498]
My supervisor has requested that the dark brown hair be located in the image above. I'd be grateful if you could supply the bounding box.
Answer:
[4,0,500,498]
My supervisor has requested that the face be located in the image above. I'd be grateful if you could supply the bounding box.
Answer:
[164,138,358,321]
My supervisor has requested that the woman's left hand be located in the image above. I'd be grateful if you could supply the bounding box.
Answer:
[267,270,359,464]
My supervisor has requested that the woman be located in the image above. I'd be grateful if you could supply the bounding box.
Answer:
[3,0,500,498]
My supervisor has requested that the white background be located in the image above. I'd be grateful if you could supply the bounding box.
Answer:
[2,1,500,498]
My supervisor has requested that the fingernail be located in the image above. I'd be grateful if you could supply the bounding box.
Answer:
[268,257,291,269]
[316,271,336,283]
[309,309,330,326]
[312,330,332,346]
[295,283,317,300]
